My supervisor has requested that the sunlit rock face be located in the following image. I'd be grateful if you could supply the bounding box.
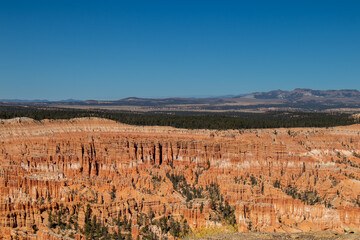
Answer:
[1,117,360,239]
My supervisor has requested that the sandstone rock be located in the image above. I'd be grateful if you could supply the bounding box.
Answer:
[0,118,360,239]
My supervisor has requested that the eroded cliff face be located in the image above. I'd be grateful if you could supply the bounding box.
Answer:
[0,117,360,239]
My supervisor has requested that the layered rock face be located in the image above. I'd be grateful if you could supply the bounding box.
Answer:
[1,117,360,239]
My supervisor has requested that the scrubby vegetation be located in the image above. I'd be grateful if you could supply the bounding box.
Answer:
[207,184,237,226]
[82,204,113,239]
[336,156,360,168]
[273,185,322,206]
[165,172,236,227]
[166,172,203,201]
[152,216,190,238]
[48,204,79,232]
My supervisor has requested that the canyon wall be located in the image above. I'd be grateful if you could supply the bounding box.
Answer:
[0,117,360,239]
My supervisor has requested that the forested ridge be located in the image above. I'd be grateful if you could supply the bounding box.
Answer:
[0,106,358,129]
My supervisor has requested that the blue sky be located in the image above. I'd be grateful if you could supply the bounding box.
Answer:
[0,0,359,100]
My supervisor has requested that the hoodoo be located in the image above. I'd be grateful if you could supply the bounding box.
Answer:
[1,117,360,239]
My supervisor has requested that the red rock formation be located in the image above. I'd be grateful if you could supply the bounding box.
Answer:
[0,117,360,239]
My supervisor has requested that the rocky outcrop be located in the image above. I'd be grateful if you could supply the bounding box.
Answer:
[0,118,360,239]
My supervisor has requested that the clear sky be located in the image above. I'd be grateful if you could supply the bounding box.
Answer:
[0,0,359,100]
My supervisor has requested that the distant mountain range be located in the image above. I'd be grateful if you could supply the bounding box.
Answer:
[0,99,81,103]
[248,88,360,100]
[1,89,360,113]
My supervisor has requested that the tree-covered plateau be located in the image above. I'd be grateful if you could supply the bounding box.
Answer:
[0,106,358,129]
